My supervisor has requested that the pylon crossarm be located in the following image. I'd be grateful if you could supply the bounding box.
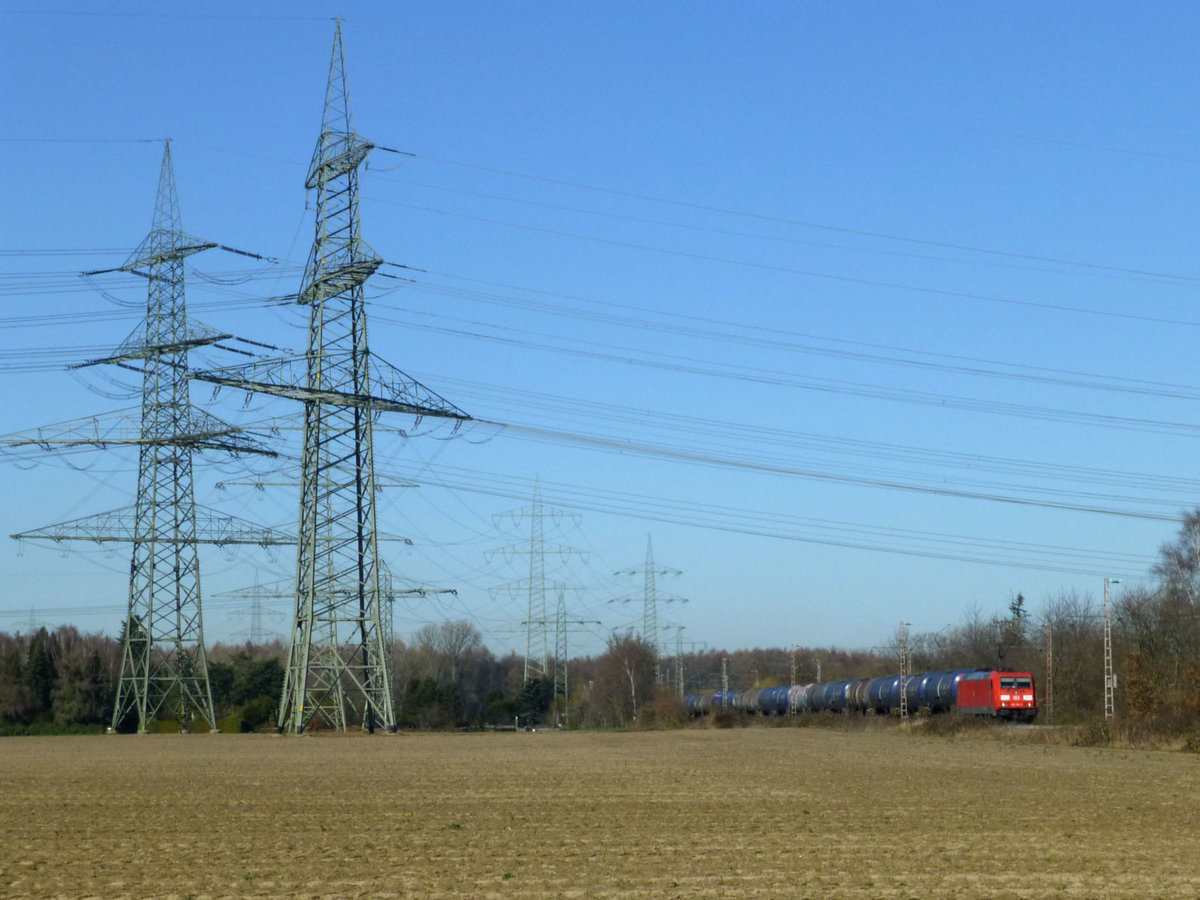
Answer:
[0,409,141,448]
[82,239,217,279]
[117,237,217,273]
[191,352,470,420]
[12,504,292,546]
[297,251,381,305]
[74,319,231,368]
[371,354,469,420]
[306,131,374,188]
[0,407,275,456]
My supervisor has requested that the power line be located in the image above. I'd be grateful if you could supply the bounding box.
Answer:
[400,150,1200,283]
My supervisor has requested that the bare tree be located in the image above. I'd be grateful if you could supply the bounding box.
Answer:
[1153,507,1200,606]
[590,633,657,727]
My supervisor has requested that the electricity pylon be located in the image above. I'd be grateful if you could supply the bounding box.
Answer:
[611,535,687,682]
[212,561,455,647]
[191,22,468,733]
[489,478,580,684]
[2,142,283,733]
[661,624,686,696]
[547,588,598,701]
[232,597,282,644]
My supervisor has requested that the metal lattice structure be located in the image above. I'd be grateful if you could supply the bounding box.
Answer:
[1103,577,1118,721]
[490,479,579,685]
[554,588,567,698]
[3,142,281,732]
[521,482,550,683]
[611,535,686,682]
[192,22,468,733]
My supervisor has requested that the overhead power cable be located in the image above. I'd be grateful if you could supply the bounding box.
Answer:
[407,372,1200,498]
[394,267,1200,401]
[371,199,1200,330]
[371,311,1200,439]
[396,149,1200,284]
[378,460,1159,578]
[463,418,1181,523]
[373,175,1196,287]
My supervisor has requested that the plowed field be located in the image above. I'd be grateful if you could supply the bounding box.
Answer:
[1,728,1197,898]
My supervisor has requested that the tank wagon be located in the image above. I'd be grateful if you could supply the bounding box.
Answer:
[685,669,1036,723]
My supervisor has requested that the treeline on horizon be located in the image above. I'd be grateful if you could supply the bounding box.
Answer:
[2,510,1197,736]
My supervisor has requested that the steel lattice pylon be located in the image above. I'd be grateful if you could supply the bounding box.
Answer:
[3,143,284,733]
[112,143,217,731]
[489,479,580,686]
[4,146,280,734]
[194,22,468,733]
[285,22,390,734]
[612,535,686,683]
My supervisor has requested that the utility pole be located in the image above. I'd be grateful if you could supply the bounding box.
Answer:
[721,657,729,697]
[612,535,686,683]
[3,143,282,734]
[192,22,469,733]
[1103,577,1119,721]
[898,621,911,720]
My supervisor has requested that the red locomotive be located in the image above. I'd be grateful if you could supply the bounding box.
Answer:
[956,670,1037,722]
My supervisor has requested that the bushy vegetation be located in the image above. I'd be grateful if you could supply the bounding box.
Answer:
[3,508,1197,739]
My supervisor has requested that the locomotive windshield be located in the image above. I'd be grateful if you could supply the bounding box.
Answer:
[1000,676,1032,689]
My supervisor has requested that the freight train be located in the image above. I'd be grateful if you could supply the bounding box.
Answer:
[685,669,1037,722]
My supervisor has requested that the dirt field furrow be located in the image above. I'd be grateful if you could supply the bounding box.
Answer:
[1,728,1198,898]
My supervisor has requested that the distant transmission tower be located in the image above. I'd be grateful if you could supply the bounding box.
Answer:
[213,562,453,647]
[490,479,580,684]
[192,22,468,733]
[611,535,686,682]
[521,607,599,703]
[3,142,283,733]
[554,587,566,695]
[661,624,686,696]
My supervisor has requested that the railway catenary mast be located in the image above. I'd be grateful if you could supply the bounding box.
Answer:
[192,21,469,733]
[1103,577,1119,721]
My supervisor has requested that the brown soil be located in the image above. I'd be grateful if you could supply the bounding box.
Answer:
[1,728,1197,898]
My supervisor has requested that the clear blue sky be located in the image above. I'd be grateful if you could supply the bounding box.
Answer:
[1,3,1197,659]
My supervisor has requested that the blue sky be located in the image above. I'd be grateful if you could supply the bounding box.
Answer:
[1,3,1197,659]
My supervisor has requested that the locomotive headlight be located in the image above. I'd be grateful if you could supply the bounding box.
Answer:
[1000,694,1011,701]
[1023,694,1034,701]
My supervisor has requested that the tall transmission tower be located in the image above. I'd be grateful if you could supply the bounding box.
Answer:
[611,535,686,682]
[2,142,282,733]
[192,22,469,733]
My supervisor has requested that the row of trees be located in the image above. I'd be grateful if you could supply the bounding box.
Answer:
[3,510,1197,733]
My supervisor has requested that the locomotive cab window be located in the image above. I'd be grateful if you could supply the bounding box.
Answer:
[1000,676,1032,689]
